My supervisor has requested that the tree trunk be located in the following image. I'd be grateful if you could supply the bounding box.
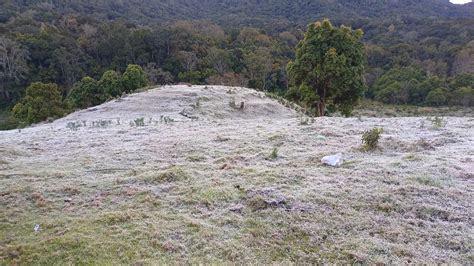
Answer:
[318,101,325,117]
[316,85,327,117]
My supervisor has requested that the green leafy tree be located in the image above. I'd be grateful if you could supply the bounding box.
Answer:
[67,77,103,109]
[12,82,64,125]
[287,20,366,116]
[243,48,273,90]
[122,64,147,93]
[99,70,121,97]
[373,67,427,104]
[451,87,473,107]
[425,88,448,106]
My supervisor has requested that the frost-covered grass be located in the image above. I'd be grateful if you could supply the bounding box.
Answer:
[1,86,473,264]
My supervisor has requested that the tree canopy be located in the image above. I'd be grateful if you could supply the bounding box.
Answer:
[12,82,64,124]
[287,20,366,116]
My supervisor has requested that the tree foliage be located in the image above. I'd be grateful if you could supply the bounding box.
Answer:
[99,70,121,97]
[287,20,366,116]
[121,64,147,93]
[68,77,103,109]
[374,67,474,106]
[12,82,64,124]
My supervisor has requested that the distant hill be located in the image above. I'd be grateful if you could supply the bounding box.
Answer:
[1,0,473,29]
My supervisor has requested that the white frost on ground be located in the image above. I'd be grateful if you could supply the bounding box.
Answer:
[0,85,473,263]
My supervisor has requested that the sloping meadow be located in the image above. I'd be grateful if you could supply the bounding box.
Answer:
[1,86,473,264]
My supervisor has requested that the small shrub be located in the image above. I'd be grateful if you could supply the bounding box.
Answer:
[269,147,279,160]
[427,116,446,129]
[160,116,174,124]
[299,115,314,125]
[134,117,145,127]
[362,127,384,151]
[66,121,82,131]
[91,120,112,128]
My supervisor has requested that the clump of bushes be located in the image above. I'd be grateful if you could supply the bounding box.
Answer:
[68,64,147,109]
[362,127,384,151]
[12,65,147,126]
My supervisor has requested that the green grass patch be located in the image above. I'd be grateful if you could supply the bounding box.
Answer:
[410,175,443,188]
[190,187,240,206]
[142,167,189,183]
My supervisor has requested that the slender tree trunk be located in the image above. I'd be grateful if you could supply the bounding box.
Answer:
[319,101,325,117]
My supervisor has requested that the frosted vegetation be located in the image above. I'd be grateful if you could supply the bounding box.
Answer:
[1,86,472,263]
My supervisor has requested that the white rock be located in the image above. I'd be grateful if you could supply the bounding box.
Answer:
[321,153,343,167]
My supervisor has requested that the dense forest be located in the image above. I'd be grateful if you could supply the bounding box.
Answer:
[1,0,473,127]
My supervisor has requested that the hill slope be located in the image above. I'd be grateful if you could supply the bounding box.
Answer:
[1,85,473,263]
[2,0,473,27]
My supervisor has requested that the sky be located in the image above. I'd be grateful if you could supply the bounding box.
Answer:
[450,0,471,4]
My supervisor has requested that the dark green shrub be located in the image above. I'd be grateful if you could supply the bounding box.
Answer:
[99,70,121,97]
[425,88,448,106]
[450,87,473,106]
[12,82,65,125]
[122,64,147,93]
[67,77,104,109]
[0,110,19,130]
[362,127,383,151]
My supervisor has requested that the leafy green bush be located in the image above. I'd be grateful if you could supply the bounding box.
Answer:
[122,64,147,93]
[450,87,473,106]
[12,82,65,125]
[425,88,448,106]
[0,110,19,130]
[362,127,383,151]
[68,77,105,109]
[99,70,121,97]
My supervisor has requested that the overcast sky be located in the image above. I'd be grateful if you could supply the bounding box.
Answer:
[450,0,471,4]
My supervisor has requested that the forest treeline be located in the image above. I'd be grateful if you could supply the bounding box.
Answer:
[0,0,473,121]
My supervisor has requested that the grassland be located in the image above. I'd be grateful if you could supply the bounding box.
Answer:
[1,86,473,264]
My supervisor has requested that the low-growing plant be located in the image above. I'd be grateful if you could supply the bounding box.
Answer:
[299,115,314,125]
[247,195,269,211]
[134,117,145,127]
[66,121,82,131]
[427,116,447,129]
[160,116,174,124]
[92,120,112,128]
[269,147,279,160]
[143,167,189,183]
[362,127,384,151]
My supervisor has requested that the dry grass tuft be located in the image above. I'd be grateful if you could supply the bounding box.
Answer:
[142,167,189,183]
